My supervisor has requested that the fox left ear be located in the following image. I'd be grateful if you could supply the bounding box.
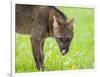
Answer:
[67,18,74,30]
[53,15,59,28]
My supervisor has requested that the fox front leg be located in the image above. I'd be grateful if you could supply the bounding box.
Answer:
[30,32,45,71]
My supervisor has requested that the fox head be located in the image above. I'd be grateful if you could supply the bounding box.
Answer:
[52,16,74,55]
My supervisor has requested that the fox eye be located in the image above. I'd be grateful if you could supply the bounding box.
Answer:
[67,38,70,41]
[67,36,72,41]
[56,37,62,41]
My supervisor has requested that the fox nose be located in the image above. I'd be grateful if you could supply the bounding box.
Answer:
[62,50,66,55]
[61,48,69,55]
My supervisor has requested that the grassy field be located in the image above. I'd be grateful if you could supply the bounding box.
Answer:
[15,6,94,72]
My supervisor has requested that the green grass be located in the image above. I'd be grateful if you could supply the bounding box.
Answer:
[15,7,94,72]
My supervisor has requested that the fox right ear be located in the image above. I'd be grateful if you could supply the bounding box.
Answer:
[67,18,74,30]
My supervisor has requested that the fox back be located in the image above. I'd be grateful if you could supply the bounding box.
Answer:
[16,4,66,34]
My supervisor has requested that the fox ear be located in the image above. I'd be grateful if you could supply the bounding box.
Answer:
[67,18,74,30]
[53,15,59,28]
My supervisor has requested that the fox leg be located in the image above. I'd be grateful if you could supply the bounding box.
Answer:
[30,30,46,71]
